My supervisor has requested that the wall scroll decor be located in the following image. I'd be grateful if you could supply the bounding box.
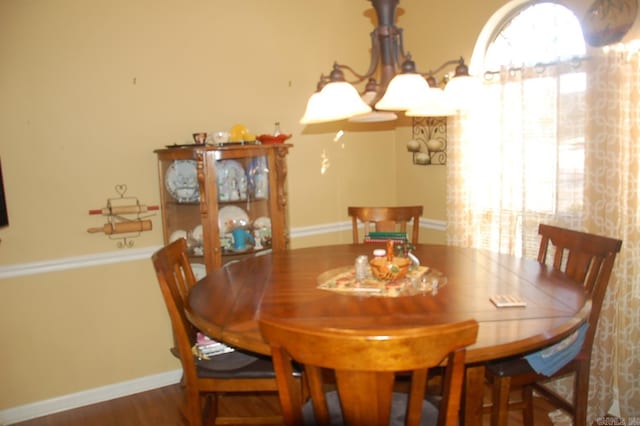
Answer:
[87,184,158,248]
[406,117,447,165]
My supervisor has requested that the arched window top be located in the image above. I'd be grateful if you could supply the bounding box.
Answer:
[481,2,586,71]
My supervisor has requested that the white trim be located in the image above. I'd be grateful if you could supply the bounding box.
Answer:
[0,219,447,279]
[290,220,352,238]
[0,246,160,280]
[0,369,182,425]
[420,217,447,232]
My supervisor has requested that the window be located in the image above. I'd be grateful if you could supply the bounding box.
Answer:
[448,2,589,256]
[481,2,587,216]
[484,3,586,69]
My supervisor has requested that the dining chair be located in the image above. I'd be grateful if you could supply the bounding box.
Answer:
[151,238,289,426]
[347,205,423,245]
[484,223,622,426]
[259,317,478,426]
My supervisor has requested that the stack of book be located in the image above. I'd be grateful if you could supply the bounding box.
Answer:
[363,231,408,244]
[193,332,235,359]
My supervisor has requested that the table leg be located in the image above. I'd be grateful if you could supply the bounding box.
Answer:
[463,364,485,426]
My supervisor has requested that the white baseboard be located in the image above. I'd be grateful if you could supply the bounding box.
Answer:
[0,369,182,425]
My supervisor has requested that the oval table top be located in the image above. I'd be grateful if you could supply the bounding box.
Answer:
[187,244,588,364]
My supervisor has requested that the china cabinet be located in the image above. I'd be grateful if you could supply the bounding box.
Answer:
[155,144,291,272]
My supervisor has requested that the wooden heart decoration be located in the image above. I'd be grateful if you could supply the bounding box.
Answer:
[115,184,127,196]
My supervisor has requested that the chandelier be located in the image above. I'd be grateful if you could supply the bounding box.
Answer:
[300,0,479,124]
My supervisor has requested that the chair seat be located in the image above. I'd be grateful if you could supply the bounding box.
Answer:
[487,356,533,378]
[488,322,588,379]
[302,390,439,426]
[196,351,277,379]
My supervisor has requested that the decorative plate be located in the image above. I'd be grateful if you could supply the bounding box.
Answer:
[247,156,269,199]
[169,229,187,243]
[256,134,292,144]
[253,216,271,229]
[218,205,250,234]
[165,160,199,203]
[191,263,206,281]
[191,224,203,244]
[216,160,248,202]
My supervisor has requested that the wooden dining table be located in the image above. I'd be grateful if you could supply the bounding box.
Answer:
[186,243,589,425]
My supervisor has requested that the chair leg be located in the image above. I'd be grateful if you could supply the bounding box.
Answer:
[201,394,218,426]
[491,376,511,426]
[522,385,534,426]
[573,361,590,426]
[184,388,203,426]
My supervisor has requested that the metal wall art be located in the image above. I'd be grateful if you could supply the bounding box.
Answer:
[87,184,158,248]
[406,117,447,165]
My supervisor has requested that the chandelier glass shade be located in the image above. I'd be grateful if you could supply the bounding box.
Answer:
[300,0,479,124]
[300,82,372,124]
[374,72,434,111]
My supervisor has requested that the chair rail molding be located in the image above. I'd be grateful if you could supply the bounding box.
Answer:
[0,246,160,280]
[0,219,447,280]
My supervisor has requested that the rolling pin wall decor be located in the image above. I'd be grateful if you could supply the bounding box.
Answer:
[87,184,158,247]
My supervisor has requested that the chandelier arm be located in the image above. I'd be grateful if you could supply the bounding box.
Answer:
[335,28,385,86]
[394,28,408,67]
[419,57,465,78]
[332,63,376,85]
[362,30,382,81]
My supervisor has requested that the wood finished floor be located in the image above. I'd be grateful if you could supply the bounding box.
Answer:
[12,383,565,426]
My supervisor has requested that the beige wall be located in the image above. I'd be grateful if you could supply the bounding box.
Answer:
[0,0,596,412]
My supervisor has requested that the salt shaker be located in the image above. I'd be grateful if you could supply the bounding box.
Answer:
[355,255,369,280]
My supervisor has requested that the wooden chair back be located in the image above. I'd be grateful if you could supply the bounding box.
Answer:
[152,238,282,426]
[348,206,423,245]
[152,238,199,374]
[536,223,622,352]
[260,318,478,426]
[486,224,623,426]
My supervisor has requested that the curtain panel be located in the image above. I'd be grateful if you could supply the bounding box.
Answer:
[447,46,639,421]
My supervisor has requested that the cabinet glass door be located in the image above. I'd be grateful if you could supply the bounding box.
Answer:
[214,153,273,260]
[157,150,206,279]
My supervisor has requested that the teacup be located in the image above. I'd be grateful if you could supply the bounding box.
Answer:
[193,132,207,145]
[212,131,230,144]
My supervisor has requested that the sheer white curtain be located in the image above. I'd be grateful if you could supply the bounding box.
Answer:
[447,46,640,421]
[447,60,586,258]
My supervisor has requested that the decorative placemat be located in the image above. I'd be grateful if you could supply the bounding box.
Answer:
[317,265,446,297]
